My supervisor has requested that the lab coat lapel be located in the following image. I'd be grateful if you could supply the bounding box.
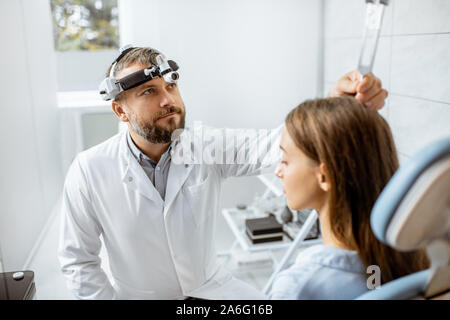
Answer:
[164,162,193,216]
[119,130,162,204]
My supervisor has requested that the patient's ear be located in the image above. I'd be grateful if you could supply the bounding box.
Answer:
[112,99,129,122]
[316,163,330,192]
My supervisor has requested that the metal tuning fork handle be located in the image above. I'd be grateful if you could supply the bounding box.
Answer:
[357,0,390,80]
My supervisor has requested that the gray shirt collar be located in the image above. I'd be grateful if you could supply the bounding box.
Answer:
[126,131,175,167]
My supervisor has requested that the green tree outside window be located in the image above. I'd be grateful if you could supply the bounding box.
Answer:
[50,0,119,51]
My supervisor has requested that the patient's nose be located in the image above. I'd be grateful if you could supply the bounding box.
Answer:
[274,164,283,178]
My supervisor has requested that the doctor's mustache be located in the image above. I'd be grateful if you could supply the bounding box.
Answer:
[153,106,184,122]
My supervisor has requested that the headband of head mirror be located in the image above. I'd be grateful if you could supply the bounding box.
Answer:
[99,44,180,101]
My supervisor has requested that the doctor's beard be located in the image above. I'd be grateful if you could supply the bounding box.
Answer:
[128,106,185,144]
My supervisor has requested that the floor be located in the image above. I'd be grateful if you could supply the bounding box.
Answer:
[27,202,310,300]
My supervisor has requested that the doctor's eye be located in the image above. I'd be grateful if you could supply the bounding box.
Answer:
[143,88,154,95]
[167,83,177,89]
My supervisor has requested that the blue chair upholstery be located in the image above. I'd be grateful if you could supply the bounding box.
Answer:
[357,270,430,300]
[370,138,450,245]
[357,137,450,300]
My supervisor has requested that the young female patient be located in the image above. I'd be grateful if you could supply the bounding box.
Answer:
[269,96,429,300]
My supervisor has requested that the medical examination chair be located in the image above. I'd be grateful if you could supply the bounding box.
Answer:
[357,137,450,300]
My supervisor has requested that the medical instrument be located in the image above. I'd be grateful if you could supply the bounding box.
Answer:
[99,44,180,101]
[357,0,389,79]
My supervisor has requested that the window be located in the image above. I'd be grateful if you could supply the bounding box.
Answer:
[50,0,119,51]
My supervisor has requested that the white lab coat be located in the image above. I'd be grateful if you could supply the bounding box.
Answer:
[58,124,282,299]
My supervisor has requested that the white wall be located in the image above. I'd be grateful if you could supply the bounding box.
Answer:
[323,0,450,163]
[0,0,63,270]
[119,0,323,129]
[56,50,118,91]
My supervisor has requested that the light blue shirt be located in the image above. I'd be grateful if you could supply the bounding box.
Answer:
[268,244,369,300]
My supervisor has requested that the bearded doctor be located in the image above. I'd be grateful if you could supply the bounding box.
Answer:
[58,46,388,300]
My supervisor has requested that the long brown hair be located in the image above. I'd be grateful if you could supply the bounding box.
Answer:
[285,96,429,284]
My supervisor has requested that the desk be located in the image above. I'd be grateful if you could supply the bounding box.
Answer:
[221,207,321,253]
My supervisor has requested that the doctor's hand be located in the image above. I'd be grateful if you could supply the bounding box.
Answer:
[328,70,388,111]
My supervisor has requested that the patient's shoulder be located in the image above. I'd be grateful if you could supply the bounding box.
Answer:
[269,244,369,300]
[295,244,365,273]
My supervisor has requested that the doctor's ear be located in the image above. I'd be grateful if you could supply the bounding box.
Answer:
[316,163,331,192]
[112,99,129,122]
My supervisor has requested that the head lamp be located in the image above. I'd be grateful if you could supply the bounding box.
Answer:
[99,45,180,101]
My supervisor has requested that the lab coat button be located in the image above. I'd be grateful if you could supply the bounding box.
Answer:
[128,177,133,182]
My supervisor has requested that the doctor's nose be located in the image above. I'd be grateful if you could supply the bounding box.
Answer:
[159,90,176,108]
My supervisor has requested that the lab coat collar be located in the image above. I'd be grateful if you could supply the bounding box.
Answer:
[120,130,162,204]
[164,130,193,215]
[119,128,193,211]
[164,159,193,216]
